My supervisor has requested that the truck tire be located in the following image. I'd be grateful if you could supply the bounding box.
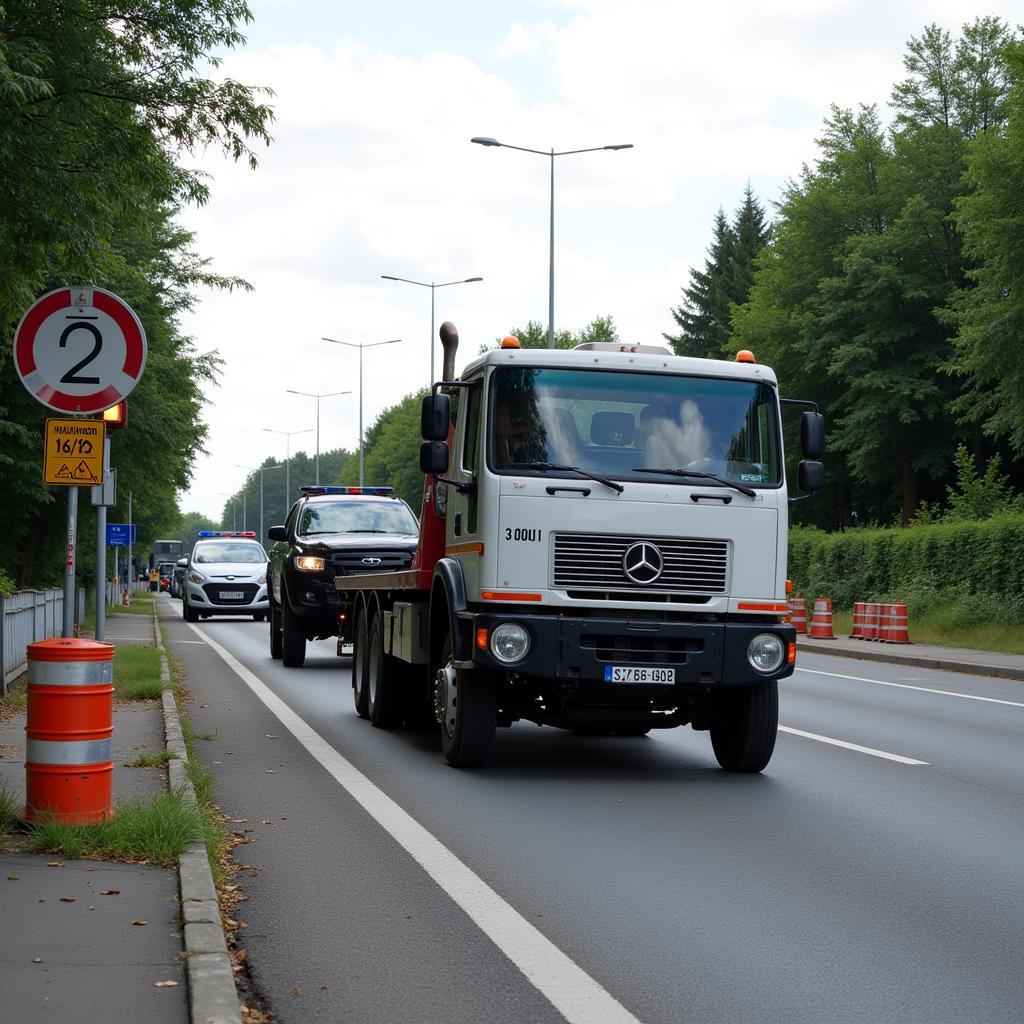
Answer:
[183,593,199,623]
[710,680,778,773]
[269,601,283,659]
[436,635,496,768]
[367,605,404,728]
[352,605,370,719]
[281,598,306,668]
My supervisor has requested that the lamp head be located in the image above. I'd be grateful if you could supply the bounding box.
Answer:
[471,136,501,147]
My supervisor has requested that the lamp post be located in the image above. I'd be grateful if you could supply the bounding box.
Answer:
[471,136,632,348]
[236,462,284,542]
[285,389,351,485]
[380,275,482,386]
[262,427,313,509]
[320,337,401,487]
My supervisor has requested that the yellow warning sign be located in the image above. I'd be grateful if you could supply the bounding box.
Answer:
[44,418,104,486]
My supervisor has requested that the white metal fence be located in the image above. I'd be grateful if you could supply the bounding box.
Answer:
[0,587,86,695]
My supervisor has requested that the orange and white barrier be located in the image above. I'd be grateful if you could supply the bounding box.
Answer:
[809,598,835,639]
[24,638,114,824]
[851,602,867,638]
[878,603,910,644]
[789,594,808,634]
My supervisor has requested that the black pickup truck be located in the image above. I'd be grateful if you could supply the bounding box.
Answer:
[266,485,420,667]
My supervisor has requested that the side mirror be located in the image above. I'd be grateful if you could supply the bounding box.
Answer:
[798,460,825,494]
[421,393,451,441]
[801,411,825,461]
[420,440,449,475]
[267,525,287,542]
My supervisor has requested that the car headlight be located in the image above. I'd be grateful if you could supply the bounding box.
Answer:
[257,572,267,584]
[295,556,326,572]
[490,623,530,664]
[187,570,205,584]
[747,633,785,674]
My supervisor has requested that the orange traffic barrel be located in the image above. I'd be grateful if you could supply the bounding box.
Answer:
[24,638,114,824]
[850,601,867,639]
[863,602,881,640]
[789,594,808,634]
[809,598,835,639]
[879,603,910,644]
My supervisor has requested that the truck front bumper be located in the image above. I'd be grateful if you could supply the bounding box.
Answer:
[467,612,795,687]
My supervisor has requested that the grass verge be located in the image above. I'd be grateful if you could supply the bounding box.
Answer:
[114,644,163,700]
[0,777,19,832]
[126,749,174,768]
[25,789,218,866]
[105,589,156,616]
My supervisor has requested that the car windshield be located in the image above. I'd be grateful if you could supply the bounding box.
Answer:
[489,366,781,487]
[298,499,418,537]
[192,542,267,564]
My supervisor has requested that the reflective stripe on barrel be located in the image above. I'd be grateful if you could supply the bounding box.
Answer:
[809,598,835,639]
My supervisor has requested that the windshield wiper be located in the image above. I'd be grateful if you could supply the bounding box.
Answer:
[506,462,624,494]
[633,467,757,499]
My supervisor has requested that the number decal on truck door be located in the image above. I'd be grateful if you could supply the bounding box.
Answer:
[505,528,542,542]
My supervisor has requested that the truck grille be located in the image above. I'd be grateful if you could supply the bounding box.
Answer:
[552,532,729,598]
[329,549,414,576]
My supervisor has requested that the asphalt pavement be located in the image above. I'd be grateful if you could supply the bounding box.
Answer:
[0,606,1019,1024]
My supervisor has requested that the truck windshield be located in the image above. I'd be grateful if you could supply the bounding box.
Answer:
[489,366,781,487]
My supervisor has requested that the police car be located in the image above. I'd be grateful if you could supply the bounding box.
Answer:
[267,486,419,667]
[182,531,270,623]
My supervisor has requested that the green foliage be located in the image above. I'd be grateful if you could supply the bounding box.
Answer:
[914,444,1024,522]
[666,187,769,359]
[789,515,1024,622]
[0,777,19,832]
[484,315,621,353]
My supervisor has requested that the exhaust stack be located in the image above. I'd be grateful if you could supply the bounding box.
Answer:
[440,321,459,382]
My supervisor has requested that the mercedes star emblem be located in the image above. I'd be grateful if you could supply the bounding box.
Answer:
[622,541,664,585]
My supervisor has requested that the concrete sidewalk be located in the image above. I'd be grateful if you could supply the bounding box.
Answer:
[796,632,1024,681]
[0,607,237,1024]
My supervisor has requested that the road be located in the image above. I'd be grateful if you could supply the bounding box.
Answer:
[159,597,1024,1024]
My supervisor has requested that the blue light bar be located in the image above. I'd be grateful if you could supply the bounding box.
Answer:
[198,530,258,538]
[300,485,394,496]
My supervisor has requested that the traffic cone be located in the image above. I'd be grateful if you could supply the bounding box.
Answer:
[809,598,835,639]
[121,588,130,607]
[789,593,808,634]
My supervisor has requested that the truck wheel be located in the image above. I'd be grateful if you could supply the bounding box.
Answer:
[352,606,370,719]
[183,593,199,623]
[710,680,778,773]
[435,635,496,768]
[269,601,283,659]
[281,599,306,668]
[367,606,404,728]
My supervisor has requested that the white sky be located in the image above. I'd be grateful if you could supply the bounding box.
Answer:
[178,0,1018,521]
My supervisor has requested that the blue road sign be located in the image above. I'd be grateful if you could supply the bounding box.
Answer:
[106,523,136,546]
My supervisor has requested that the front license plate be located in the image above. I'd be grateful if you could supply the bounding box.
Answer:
[604,666,675,684]
[220,591,244,600]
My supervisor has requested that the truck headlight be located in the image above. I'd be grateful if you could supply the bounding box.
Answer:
[295,556,326,572]
[748,633,785,673]
[490,623,530,664]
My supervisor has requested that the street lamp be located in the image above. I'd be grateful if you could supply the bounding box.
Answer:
[236,463,285,542]
[285,389,351,485]
[380,275,482,386]
[321,337,402,487]
[262,427,313,509]
[471,135,633,348]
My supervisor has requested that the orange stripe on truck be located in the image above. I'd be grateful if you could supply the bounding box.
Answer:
[736,601,789,612]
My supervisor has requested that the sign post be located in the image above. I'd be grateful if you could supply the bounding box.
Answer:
[14,287,147,637]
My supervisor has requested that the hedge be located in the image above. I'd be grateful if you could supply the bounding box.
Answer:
[788,514,1024,621]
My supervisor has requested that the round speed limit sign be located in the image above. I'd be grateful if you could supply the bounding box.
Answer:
[14,286,147,414]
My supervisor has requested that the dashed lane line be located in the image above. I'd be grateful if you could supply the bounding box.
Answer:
[187,623,643,1024]
[795,667,1024,708]
[778,725,928,765]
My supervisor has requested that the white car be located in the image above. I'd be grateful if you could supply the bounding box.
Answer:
[182,531,270,622]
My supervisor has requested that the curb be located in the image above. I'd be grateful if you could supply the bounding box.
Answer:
[153,605,242,1024]
[795,639,1024,682]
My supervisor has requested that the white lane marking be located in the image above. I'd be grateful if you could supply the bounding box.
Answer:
[170,640,207,644]
[795,667,1024,708]
[188,624,642,1024]
[778,726,928,765]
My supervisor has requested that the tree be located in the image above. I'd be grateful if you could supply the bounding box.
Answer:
[486,316,621,352]
[949,37,1024,453]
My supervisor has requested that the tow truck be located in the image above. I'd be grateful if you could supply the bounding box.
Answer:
[336,323,824,771]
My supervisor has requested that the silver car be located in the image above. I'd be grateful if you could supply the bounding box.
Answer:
[182,532,269,622]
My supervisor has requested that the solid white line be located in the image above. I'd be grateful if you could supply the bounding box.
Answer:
[795,667,1024,708]
[778,725,928,765]
[187,623,642,1024]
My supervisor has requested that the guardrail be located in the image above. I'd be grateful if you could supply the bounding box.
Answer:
[0,587,86,696]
